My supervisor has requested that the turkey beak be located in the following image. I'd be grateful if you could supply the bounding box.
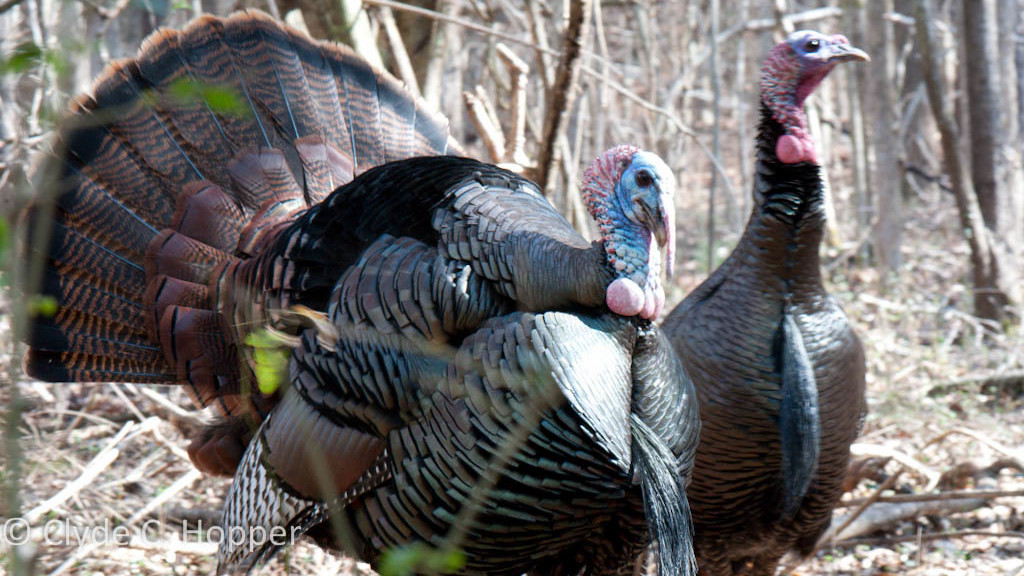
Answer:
[823,43,870,64]
[634,198,668,248]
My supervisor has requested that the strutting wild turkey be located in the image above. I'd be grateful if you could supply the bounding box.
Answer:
[218,288,698,575]
[661,31,869,575]
[20,11,698,576]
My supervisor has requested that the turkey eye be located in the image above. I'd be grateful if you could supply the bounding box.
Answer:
[635,170,653,188]
[805,39,820,52]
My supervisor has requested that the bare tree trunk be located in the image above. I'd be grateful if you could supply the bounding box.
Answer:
[1017,0,1024,150]
[999,0,1024,276]
[962,0,1022,318]
[735,0,751,219]
[999,0,1021,139]
[0,6,15,145]
[844,0,871,253]
[916,0,1011,322]
[535,0,592,194]
[421,0,456,110]
[386,0,440,86]
[996,0,1024,249]
[864,0,903,272]
[964,0,1002,227]
[707,0,720,269]
[336,0,384,68]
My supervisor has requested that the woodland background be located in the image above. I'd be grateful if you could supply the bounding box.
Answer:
[0,0,1023,574]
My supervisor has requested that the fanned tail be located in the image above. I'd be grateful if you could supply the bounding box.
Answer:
[22,10,457,425]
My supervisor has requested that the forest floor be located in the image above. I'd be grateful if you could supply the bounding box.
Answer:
[0,184,1022,576]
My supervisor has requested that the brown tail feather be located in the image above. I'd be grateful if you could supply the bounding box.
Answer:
[227,148,304,210]
[145,230,229,282]
[25,349,174,383]
[156,305,240,408]
[144,275,208,339]
[295,136,354,203]
[39,223,149,299]
[236,199,306,258]
[171,182,247,251]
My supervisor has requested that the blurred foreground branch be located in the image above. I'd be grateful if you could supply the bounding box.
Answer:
[0,0,25,15]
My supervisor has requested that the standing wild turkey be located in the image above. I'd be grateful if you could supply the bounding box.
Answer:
[218,280,698,575]
[661,30,868,575]
[20,10,697,576]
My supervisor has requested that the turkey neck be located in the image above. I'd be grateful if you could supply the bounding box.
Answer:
[514,239,610,309]
[734,102,827,299]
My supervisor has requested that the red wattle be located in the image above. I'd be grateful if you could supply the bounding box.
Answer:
[652,286,665,319]
[640,283,657,319]
[606,278,645,317]
[776,134,818,165]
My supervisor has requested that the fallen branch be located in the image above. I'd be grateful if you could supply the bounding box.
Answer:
[778,468,906,574]
[834,529,1024,547]
[924,427,1024,462]
[151,506,222,527]
[840,488,1024,507]
[107,382,147,422]
[127,468,204,524]
[936,458,1024,490]
[927,370,1024,397]
[819,469,906,550]
[23,419,157,524]
[132,386,206,430]
[842,456,891,492]
[49,467,203,576]
[148,422,194,465]
[829,497,987,542]
[124,537,217,556]
[850,442,941,489]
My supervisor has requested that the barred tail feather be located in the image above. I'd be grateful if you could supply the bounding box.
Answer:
[217,423,326,575]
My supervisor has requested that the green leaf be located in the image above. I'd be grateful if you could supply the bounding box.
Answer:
[0,41,70,78]
[166,78,248,117]
[244,329,290,395]
[378,543,466,576]
[1,42,43,75]
[42,49,69,77]
[30,295,58,318]
[0,217,8,258]
[429,549,467,573]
